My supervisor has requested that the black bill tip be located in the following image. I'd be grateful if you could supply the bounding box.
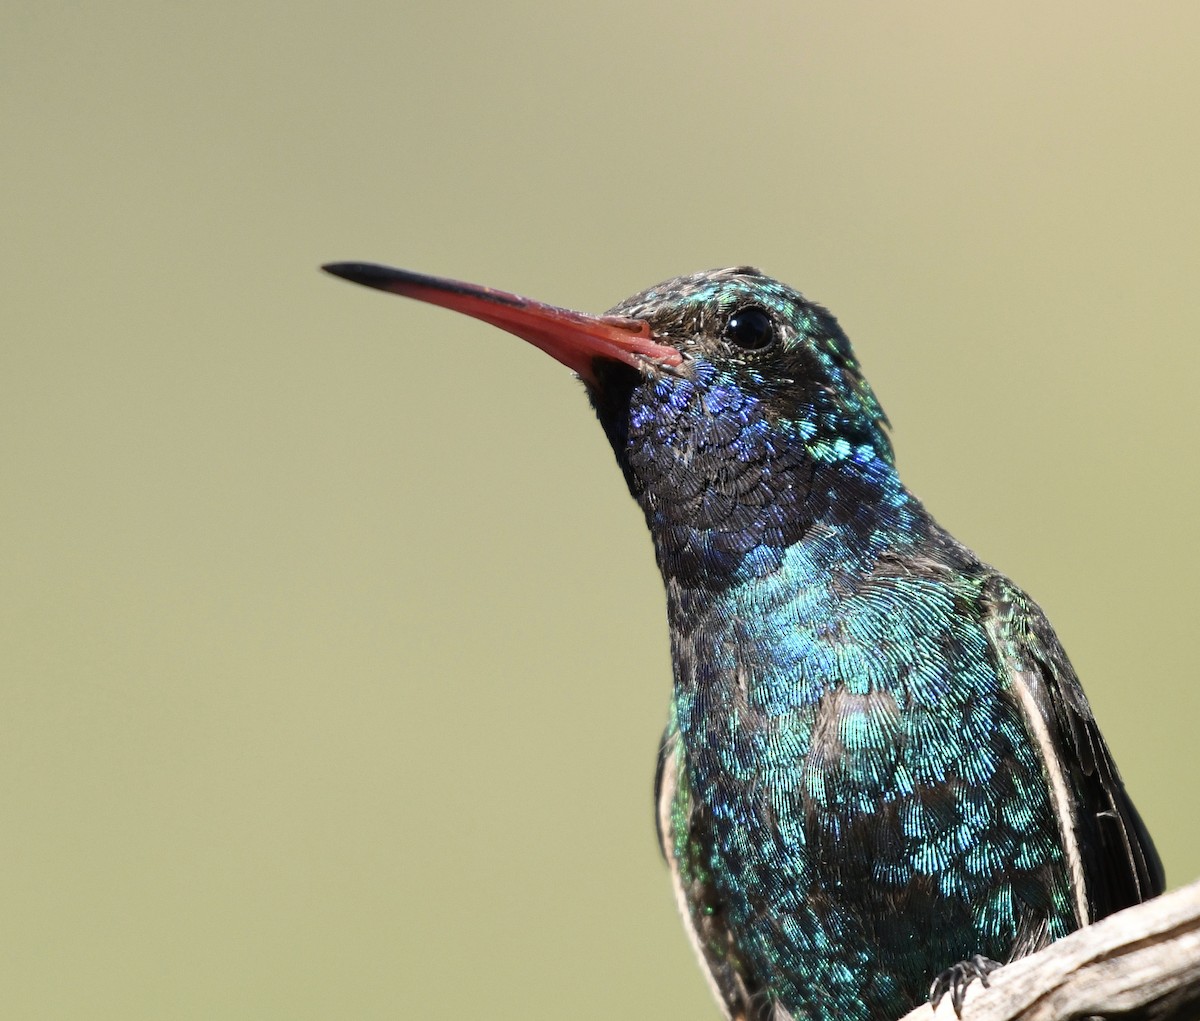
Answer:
[321,261,525,307]
[321,262,408,291]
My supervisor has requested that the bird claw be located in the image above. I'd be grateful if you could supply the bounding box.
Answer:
[929,955,1001,1016]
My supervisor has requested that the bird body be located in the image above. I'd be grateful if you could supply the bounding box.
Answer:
[325,263,1162,1021]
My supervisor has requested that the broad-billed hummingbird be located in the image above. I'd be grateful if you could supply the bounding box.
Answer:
[323,262,1162,1021]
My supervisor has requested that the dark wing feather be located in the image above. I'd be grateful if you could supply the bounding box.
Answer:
[655,727,765,1020]
[981,573,1164,922]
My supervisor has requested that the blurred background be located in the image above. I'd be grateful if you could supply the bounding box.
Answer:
[4,3,1198,1018]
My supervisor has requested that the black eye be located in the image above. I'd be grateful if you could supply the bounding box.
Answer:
[723,306,775,351]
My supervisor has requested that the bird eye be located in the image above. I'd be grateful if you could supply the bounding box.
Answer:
[723,306,775,351]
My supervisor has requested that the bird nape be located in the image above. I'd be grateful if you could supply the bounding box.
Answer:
[323,262,1163,1021]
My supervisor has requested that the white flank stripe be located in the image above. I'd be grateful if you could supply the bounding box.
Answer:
[1008,667,1090,926]
[656,740,733,1019]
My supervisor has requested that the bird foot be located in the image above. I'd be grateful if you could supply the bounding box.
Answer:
[929,955,1001,1017]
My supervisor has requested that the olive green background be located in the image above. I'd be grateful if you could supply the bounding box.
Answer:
[4,4,1198,1019]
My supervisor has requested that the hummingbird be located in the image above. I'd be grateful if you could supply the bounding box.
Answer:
[323,262,1163,1021]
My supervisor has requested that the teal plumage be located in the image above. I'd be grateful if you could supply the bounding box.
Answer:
[324,262,1163,1021]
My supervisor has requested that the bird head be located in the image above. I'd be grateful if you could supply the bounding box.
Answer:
[324,263,900,583]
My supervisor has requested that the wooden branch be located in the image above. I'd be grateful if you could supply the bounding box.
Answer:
[897,879,1200,1021]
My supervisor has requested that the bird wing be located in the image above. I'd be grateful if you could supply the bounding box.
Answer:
[980,572,1164,924]
[655,725,762,1020]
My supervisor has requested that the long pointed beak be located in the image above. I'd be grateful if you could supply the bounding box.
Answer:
[322,262,683,385]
